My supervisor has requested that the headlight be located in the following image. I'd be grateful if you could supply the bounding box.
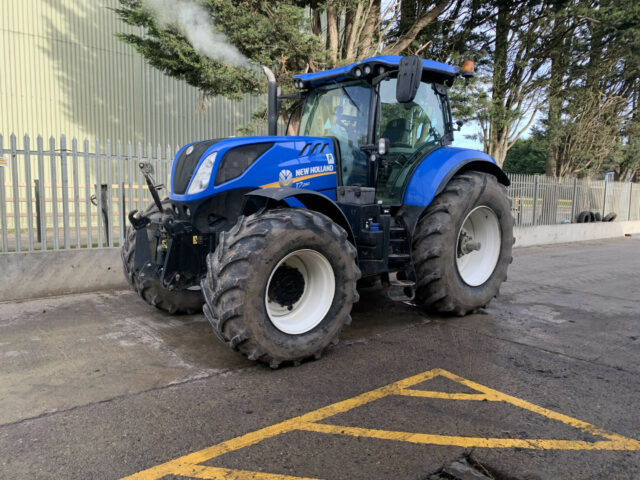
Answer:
[187,152,217,195]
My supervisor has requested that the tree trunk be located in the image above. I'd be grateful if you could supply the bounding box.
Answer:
[487,1,509,167]
[311,1,322,37]
[400,0,418,36]
[358,0,381,60]
[385,0,451,55]
[326,0,339,65]
[342,3,364,61]
[546,2,570,177]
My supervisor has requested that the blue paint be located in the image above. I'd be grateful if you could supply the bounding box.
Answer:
[294,56,459,87]
[169,136,339,203]
[403,147,499,207]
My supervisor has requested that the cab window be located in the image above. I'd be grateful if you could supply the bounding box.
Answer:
[299,81,371,186]
[376,78,447,204]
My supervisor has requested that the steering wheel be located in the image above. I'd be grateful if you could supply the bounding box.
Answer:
[383,153,408,170]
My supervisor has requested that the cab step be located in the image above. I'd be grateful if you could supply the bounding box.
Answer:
[385,271,415,302]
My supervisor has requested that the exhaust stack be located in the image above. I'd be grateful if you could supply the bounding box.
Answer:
[262,66,278,136]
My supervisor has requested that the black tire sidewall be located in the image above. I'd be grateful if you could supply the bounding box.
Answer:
[414,173,513,313]
[447,183,512,308]
[217,210,358,361]
[122,198,204,314]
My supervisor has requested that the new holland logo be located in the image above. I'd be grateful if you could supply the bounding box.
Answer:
[279,169,293,187]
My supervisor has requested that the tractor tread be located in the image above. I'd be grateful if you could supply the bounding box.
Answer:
[412,171,513,316]
[202,208,360,367]
[121,198,204,315]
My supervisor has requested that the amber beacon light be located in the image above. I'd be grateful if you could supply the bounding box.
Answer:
[461,60,475,79]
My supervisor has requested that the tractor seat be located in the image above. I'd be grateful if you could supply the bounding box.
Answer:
[382,118,410,146]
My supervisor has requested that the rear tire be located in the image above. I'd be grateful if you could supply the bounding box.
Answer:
[412,171,513,316]
[202,208,360,367]
[121,199,204,315]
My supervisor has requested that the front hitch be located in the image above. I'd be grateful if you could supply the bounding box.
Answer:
[127,161,165,230]
[138,161,164,213]
[128,210,151,230]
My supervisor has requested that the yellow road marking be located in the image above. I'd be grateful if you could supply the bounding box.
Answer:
[120,368,640,480]
[260,171,336,189]
[397,390,493,401]
[172,464,319,480]
[298,423,638,451]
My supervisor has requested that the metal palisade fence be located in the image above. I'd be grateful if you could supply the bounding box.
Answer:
[1,133,639,253]
[508,173,639,226]
[0,133,172,253]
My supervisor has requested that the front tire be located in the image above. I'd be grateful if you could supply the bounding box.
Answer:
[412,171,513,315]
[121,199,204,315]
[202,209,360,367]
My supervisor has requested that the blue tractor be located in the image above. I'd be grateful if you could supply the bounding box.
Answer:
[122,56,513,367]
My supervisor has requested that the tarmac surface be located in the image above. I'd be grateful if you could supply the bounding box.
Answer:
[0,237,639,480]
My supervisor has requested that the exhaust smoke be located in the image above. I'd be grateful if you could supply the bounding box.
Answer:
[144,0,249,67]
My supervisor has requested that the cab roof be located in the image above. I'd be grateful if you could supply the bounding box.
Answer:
[293,55,459,88]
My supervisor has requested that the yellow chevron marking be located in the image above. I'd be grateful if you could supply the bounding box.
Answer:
[121,368,640,480]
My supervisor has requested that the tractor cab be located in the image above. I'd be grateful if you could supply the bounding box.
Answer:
[290,56,458,204]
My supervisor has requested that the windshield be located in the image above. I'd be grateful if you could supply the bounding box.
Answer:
[299,81,371,185]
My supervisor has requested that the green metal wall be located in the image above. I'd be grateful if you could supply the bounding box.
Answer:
[0,0,265,149]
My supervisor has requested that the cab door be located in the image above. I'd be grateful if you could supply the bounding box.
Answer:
[375,78,448,204]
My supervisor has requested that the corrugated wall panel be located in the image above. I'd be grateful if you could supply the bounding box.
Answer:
[0,0,265,149]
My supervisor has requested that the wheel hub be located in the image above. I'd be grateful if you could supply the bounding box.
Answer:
[267,265,305,307]
[264,249,336,335]
[457,230,482,256]
[455,206,501,287]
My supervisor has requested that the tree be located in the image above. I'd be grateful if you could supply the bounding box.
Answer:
[543,0,640,177]
[503,128,547,174]
[115,0,458,98]
[115,0,322,99]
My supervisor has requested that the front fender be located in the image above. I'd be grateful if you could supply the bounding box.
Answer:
[403,147,509,207]
[242,187,355,245]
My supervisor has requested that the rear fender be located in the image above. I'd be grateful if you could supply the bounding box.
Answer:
[401,147,509,236]
[243,187,355,245]
[403,147,509,208]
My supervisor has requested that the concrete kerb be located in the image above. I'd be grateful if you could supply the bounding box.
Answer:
[0,247,127,303]
[1,221,639,302]
[514,220,640,248]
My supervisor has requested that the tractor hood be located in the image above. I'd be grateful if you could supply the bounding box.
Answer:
[169,136,339,203]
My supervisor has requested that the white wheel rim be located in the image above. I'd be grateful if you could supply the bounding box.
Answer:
[455,206,501,287]
[265,249,335,335]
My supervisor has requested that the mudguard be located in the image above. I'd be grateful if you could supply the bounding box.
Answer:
[403,147,509,207]
[243,187,355,245]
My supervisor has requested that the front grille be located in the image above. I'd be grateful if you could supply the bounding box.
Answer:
[214,142,274,186]
[172,139,223,194]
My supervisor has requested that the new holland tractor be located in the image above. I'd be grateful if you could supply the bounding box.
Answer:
[122,56,513,367]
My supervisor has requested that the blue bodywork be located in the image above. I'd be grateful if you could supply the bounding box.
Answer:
[170,137,340,202]
[169,141,504,210]
[404,147,502,207]
[294,55,459,88]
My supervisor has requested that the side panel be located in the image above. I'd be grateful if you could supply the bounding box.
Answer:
[169,136,339,203]
[403,147,506,207]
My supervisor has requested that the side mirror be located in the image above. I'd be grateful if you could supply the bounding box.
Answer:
[456,120,464,131]
[396,56,422,103]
